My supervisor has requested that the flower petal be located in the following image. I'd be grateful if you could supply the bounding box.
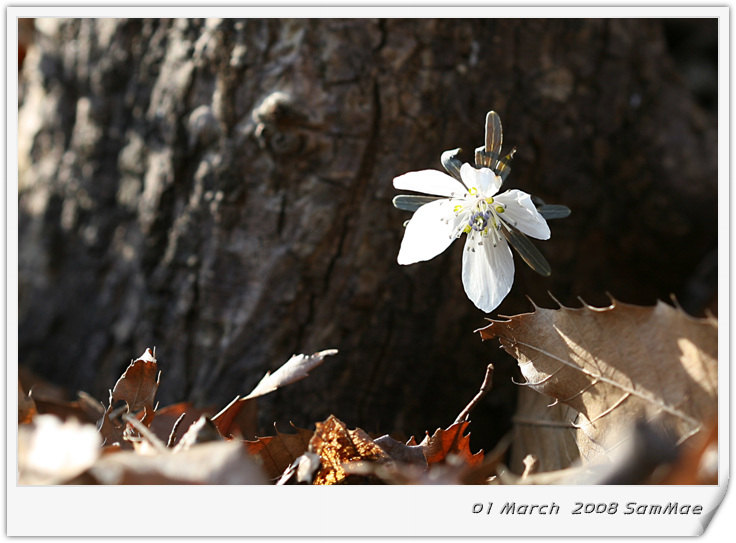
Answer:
[461,236,515,313]
[496,189,551,240]
[460,163,502,195]
[397,199,463,265]
[393,169,465,197]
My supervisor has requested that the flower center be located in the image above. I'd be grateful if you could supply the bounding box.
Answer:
[451,191,508,251]
[469,210,491,232]
[469,196,505,231]
[444,181,514,252]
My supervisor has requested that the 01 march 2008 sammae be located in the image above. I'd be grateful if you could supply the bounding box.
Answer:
[472,502,703,516]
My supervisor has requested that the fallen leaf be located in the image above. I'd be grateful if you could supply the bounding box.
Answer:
[276,451,322,485]
[593,419,679,484]
[244,349,338,400]
[98,391,125,448]
[212,349,335,438]
[111,348,160,426]
[18,415,101,485]
[211,395,258,439]
[420,421,484,468]
[478,299,718,462]
[87,441,267,485]
[373,435,427,467]
[309,415,389,485]
[243,424,314,480]
[121,413,168,454]
[30,393,102,425]
[173,415,224,452]
[148,402,215,447]
[509,386,580,473]
[499,419,681,485]
[459,431,515,485]
[350,456,465,485]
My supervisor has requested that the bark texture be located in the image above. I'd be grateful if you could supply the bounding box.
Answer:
[18,19,717,448]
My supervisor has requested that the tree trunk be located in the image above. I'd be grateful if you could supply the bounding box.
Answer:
[18,18,717,449]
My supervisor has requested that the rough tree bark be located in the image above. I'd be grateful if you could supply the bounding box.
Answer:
[18,19,717,449]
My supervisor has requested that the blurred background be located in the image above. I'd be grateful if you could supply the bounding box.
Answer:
[17,18,718,452]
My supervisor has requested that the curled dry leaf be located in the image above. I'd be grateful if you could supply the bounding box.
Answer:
[99,392,125,447]
[244,349,338,400]
[351,455,469,485]
[421,421,484,468]
[276,451,322,485]
[211,394,258,439]
[111,348,160,427]
[98,348,160,448]
[373,435,427,467]
[213,349,336,438]
[173,415,224,452]
[87,441,267,485]
[243,424,314,480]
[148,402,215,447]
[309,415,389,485]
[478,299,718,462]
[121,413,168,454]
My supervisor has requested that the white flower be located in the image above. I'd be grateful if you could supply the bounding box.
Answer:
[394,162,550,313]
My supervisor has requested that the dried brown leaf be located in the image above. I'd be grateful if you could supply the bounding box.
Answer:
[510,386,580,473]
[212,349,334,439]
[243,424,314,480]
[87,441,267,484]
[501,419,682,485]
[211,395,258,439]
[421,421,484,468]
[99,391,125,448]
[478,299,718,462]
[148,402,215,447]
[121,413,168,454]
[244,349,338,400]
[373,435,427,467]
[173,415,224,452]
[309,415,389,485]
[349,457,466,485]
[275,451,322,485]
[111,348,160,427]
